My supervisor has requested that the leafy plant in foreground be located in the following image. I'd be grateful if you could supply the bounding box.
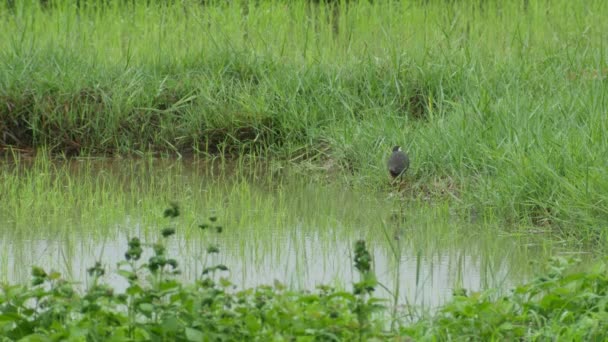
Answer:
[0,204,392,341]
[352,239,385,340]
[7,203,608,340]
[402,257,608,341]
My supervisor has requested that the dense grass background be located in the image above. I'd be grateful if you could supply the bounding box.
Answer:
[1,0,608,241]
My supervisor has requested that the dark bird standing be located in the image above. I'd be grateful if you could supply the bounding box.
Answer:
[387,145,409,179]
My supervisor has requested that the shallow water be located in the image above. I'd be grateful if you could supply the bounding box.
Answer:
[0,157,591,309]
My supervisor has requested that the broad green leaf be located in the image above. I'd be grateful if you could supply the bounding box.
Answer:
[185,327,205,341]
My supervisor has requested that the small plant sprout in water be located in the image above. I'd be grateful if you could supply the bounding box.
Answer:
[163,202,180,219]
[352,240,385,340]
[198,212,229,279]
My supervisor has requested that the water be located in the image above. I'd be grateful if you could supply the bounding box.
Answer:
[0,157,590,309]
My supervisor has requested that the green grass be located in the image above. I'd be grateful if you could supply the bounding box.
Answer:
[2,155,556,300]
[1,0,608,241]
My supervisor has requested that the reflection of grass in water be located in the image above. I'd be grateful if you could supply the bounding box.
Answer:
[2,204,606,339]
[0,155,387,279]
[375,200,596,315]
[0,154,278,237]
[0,155,596,308]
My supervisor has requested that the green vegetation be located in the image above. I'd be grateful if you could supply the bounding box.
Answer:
[1,204,607,340]
[0,206,388,340]
[1,0,608,339]
[0,155,559,292]
[2,0,608,242]
[407,257,608,340]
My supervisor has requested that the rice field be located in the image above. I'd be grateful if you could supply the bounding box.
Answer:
[0,156,578,303]
[1,0,608,339]
[2,0,608,242]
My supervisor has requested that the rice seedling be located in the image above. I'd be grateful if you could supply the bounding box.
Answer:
[0,155,591,309]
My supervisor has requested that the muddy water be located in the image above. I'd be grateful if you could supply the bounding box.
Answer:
[0,158,589,309]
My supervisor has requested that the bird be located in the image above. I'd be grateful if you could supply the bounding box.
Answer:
[387,145,409,179]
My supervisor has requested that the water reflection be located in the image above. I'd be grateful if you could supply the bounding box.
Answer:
[0,158,584,309]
